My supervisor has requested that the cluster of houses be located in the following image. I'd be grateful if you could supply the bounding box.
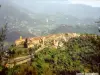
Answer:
[15,33,80,49]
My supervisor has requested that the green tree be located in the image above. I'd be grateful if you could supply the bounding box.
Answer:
[0,24,7,65]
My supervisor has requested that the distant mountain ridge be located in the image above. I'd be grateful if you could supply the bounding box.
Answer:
[14,0,100,19]
[50,24,99,35]
[0,0,100,42]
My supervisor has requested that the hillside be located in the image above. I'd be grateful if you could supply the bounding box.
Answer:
[0,0,100,39]
[5,33,100,75]
[15,0,100,19]
[0,0,37,42]
[0,0,100,75]
[50,24,99,34]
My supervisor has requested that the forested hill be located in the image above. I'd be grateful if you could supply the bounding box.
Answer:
[8,33,100,75]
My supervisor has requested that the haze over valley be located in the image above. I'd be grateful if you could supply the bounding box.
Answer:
[0,0,100,42]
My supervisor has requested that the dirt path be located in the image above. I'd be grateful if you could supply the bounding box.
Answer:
[7,46,45,68]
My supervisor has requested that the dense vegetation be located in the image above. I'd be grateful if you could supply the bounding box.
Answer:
[0,34,100,75]
[31,34,100,75]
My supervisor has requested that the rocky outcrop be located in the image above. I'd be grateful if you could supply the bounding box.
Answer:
[15,33,80,48]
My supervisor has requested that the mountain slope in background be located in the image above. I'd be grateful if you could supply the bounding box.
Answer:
[14,0,100,19]
[0,0,37,42]
[0,0,100,42]
[50,24,99,34]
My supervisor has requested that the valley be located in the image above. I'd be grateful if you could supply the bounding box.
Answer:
[0,0,100,43]
[0,0,100,75]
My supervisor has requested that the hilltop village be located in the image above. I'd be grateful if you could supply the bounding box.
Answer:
[15,33,80,49]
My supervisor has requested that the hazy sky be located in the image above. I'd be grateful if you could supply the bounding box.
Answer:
[70,0,100,7]
[13,0,100,7]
